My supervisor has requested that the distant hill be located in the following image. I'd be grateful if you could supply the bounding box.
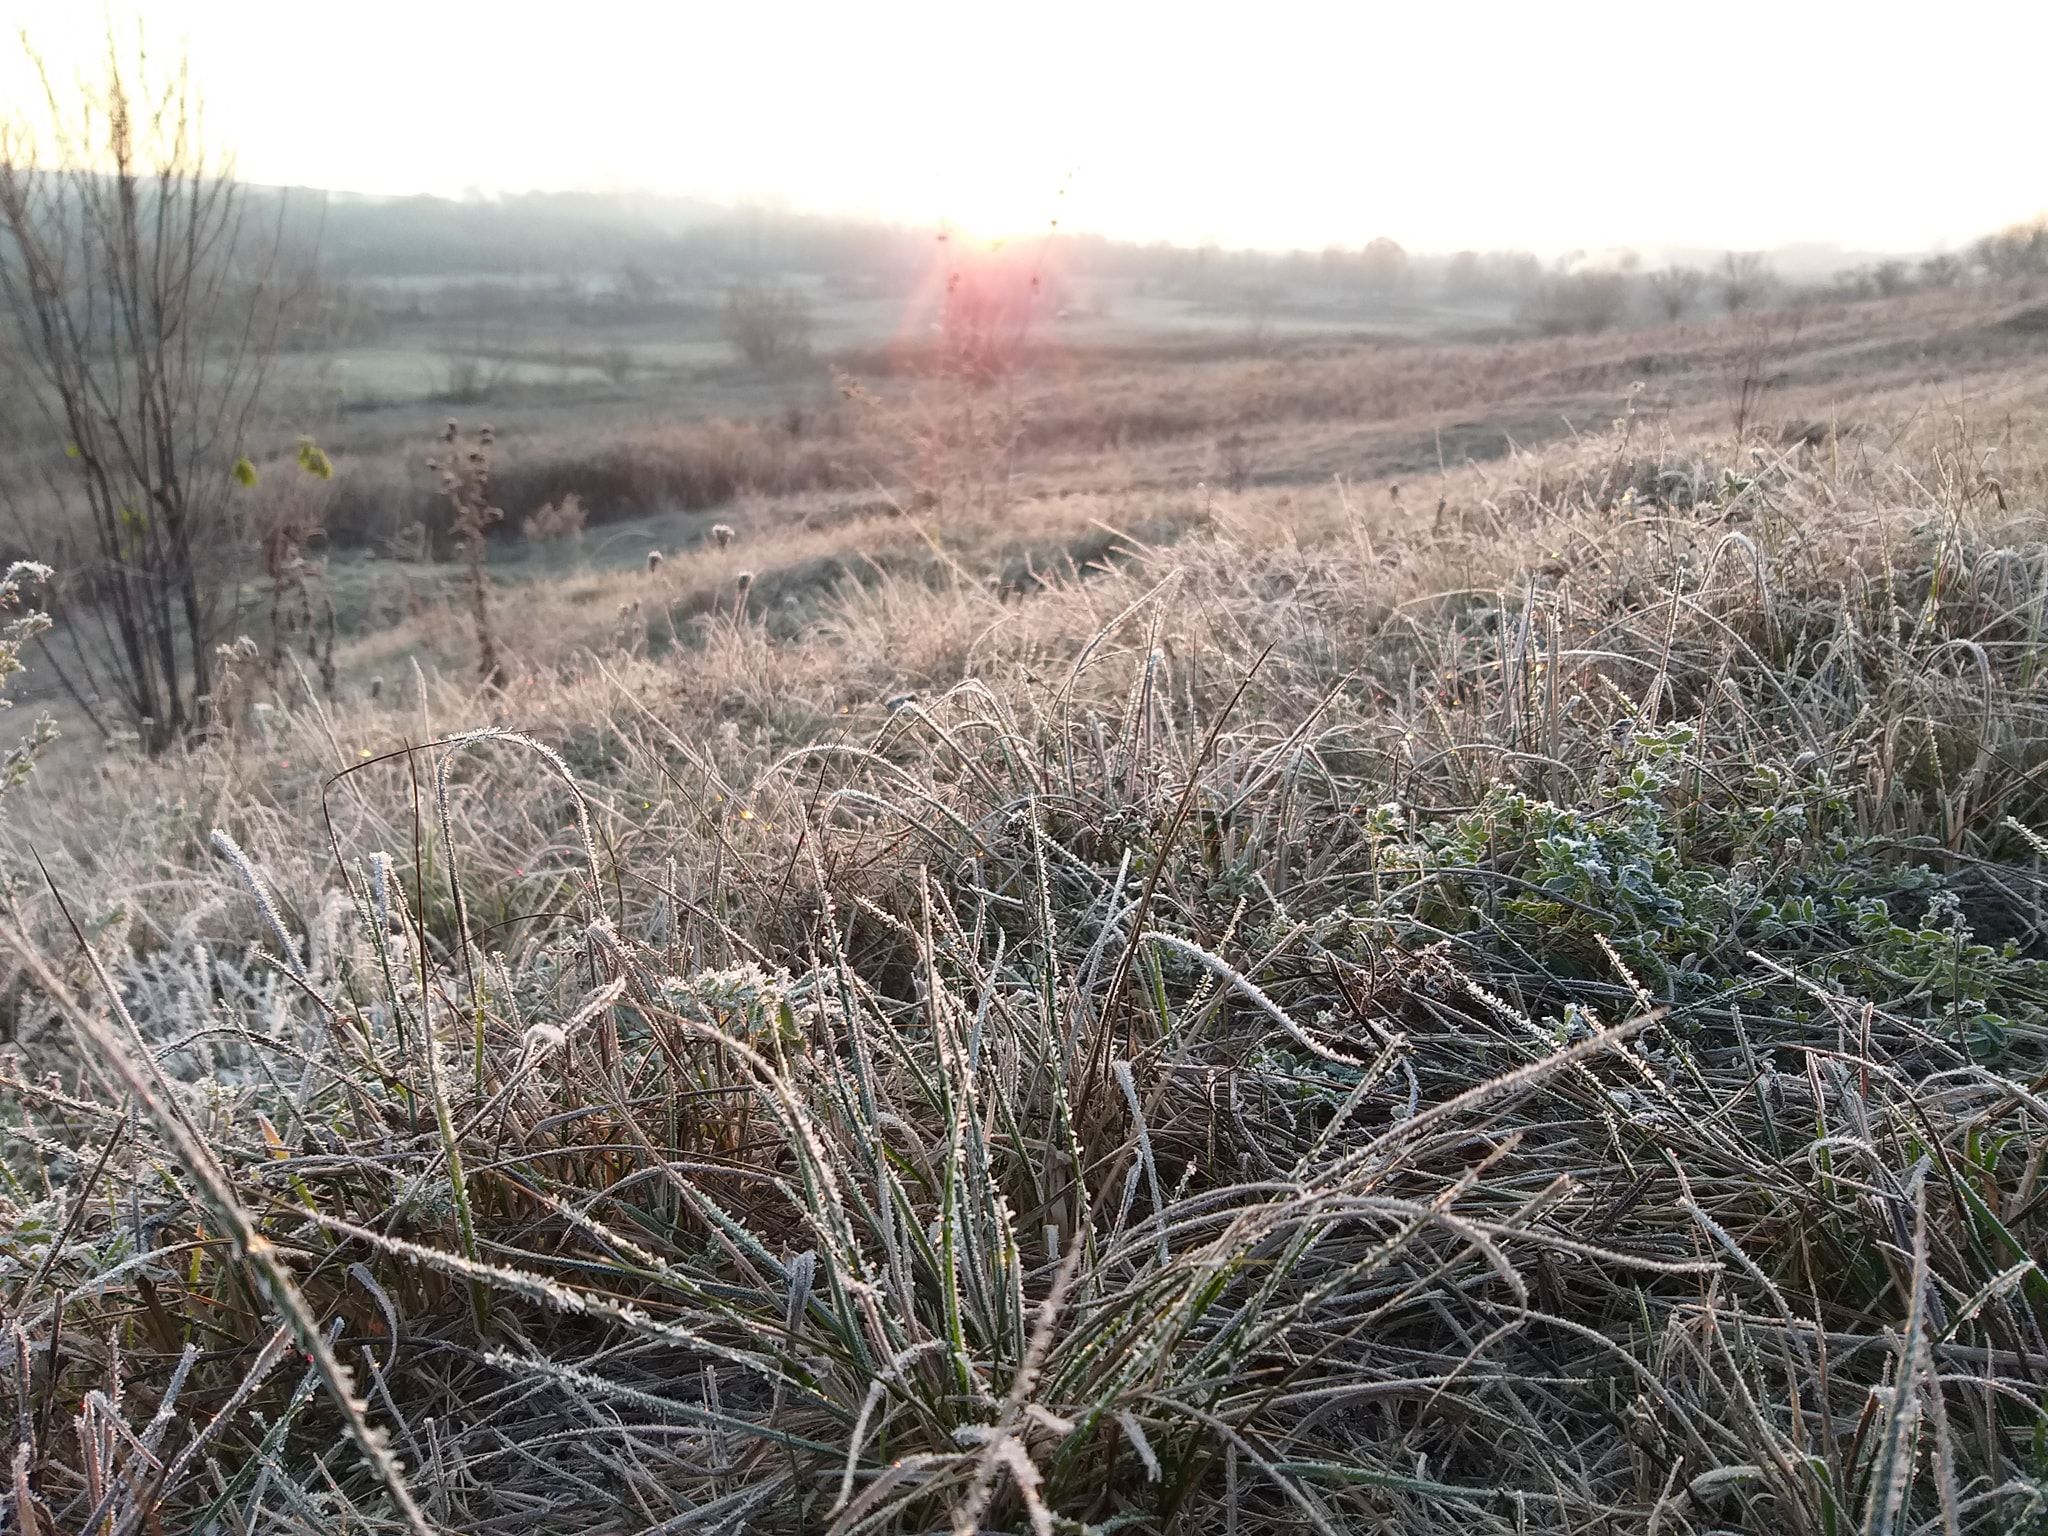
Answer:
[256,184,1925,286]
[269,188,734,277]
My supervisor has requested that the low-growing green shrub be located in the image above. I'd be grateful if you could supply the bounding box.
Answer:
[1372,721,2048,1059]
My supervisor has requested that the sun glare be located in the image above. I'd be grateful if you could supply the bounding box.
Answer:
[935,218,1051,256]
[927,172,1075,254]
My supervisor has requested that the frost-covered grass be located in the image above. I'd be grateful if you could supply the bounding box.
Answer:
[6,347,2048,1533]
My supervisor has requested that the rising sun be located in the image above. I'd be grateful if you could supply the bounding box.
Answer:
[930,172,1075,251]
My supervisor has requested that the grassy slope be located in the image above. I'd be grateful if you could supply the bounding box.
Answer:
[5,288,2048,1535]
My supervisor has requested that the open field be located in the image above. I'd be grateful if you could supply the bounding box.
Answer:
[13,278,2046,713]
[5,280,2048,1535]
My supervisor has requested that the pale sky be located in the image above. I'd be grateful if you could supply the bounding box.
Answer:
[4,0,2043,256]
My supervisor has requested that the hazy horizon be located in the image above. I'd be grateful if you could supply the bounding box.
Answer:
[5,0,2045,259]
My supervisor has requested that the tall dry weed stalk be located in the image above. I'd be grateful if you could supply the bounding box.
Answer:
[428,419,505,686]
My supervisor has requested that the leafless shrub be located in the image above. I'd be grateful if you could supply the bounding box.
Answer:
[1717,250,1773,312]
[1216,428,1253,490]
[1647,263,1703,320]
[1521,269,1628,335]
[1918,253,1965,289]
[723,277,814,369]
[1721,314,1781,438]
[437,323,518,404]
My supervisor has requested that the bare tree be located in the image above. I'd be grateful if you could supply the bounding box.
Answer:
[0,34,296,750]
[1717,251,1772,313]
[1918,254,1965,289]
[1359,236,1408,294]
[1647,264,1702,321]
[1971,219,2048,281]
[1441,250,1483,298]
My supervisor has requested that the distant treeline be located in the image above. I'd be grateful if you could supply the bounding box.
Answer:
[281,188,2048,331]
[283,188,1500,295]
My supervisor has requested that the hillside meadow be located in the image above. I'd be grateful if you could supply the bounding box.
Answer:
[4,285,2048,1534]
